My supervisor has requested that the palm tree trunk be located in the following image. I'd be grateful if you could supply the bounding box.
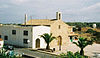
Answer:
[80,48,84,55]
[46,43,50,49]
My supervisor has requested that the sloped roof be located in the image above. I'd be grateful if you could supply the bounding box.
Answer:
[26,19,57,25]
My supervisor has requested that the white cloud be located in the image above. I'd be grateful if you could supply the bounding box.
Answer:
[0,0,100,23]
[81,3,100,12]
[63,3,100,22]
[64,3,100,14]
[9,0,30,5]
[0,5,9,8]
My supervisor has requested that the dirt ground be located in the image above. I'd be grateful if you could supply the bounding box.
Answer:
[53,43,100,57]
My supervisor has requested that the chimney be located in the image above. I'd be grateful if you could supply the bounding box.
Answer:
[56,12,62,20]
[25,14,27,25]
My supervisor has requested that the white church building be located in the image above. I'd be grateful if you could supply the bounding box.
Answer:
[0,12,76,50]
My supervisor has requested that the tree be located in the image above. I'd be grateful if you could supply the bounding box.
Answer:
[86,29,100,43]
[40,33,56,49]
[86,29,96,34]
[73,37,94,55]
[94,32,100,43]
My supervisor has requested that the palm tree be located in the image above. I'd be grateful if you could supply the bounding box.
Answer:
[40,33,56,49]
[73,37,94,55]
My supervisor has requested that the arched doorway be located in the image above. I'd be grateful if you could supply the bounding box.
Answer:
[36,38,40,48]
[57,36,62,51]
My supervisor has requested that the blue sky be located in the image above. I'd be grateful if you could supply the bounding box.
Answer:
[0,0,100,23]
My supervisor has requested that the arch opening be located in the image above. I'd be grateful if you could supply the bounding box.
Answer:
[57,36,62,51]
[36,38,40,48]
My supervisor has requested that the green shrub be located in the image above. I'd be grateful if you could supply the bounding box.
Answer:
[60,51,88,58]
[60,53,67,58]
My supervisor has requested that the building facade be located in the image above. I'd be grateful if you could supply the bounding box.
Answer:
[0,25,50,49]
[0,12,74,51]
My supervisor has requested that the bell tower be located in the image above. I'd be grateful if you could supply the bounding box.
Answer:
[56,12,62,20]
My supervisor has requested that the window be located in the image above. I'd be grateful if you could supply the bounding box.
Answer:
[75,37,78,40]
[0,35,1,38]
[59,25,61,29]
[70,36,73,42]
[4,36,8,40]
[12,30,16,35]
[23,39,28,44]
[23,30,28,36]
[59,14,61,19]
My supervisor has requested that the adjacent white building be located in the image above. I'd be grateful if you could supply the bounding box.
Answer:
[0,25,50,49]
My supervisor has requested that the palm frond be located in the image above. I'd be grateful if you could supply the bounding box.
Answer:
[73,37,94,49]
[73,42,79,47]
[40,33,56,44]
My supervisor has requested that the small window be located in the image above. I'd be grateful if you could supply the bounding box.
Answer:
[75,37,78,40]
[12,30,16,35]
[4,36,8,40]
[59,25,60,29]
[0,35,1,38]
[70,36,73,42]
[23,39,28,44]
[59,14,61,19]
[23,30,28,36]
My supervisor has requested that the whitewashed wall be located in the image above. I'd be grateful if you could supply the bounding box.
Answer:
[0,41,4,48]
[0,25,32,48]
[32,26,50,49]
[0,25,50,49]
